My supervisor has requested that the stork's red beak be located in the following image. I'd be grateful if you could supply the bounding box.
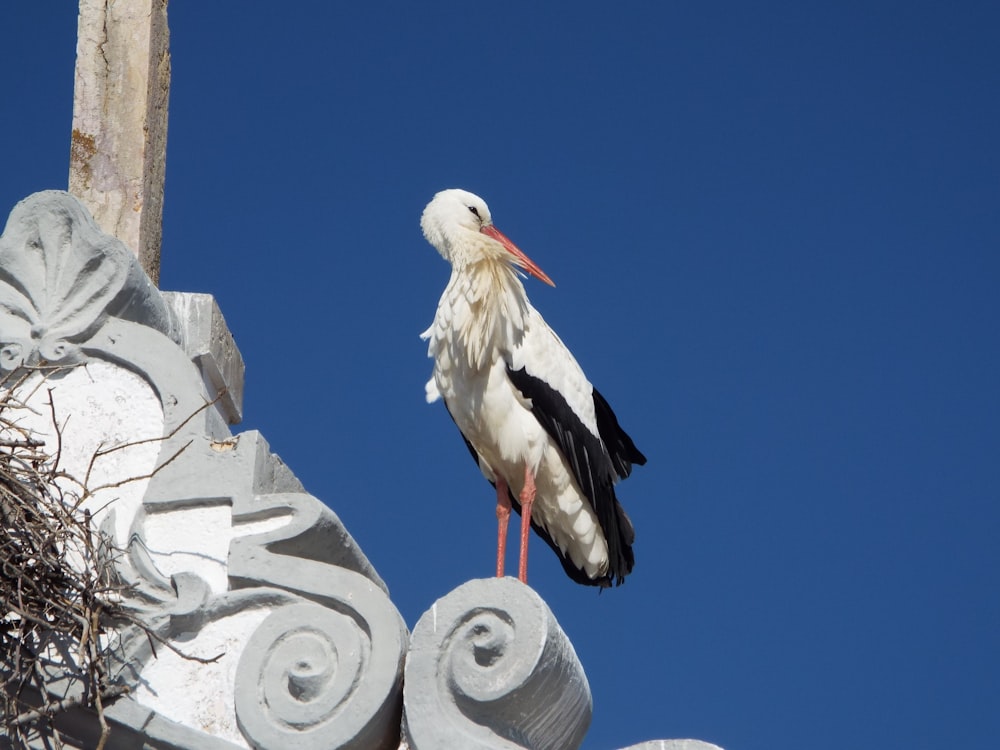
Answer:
[481,225,556,287]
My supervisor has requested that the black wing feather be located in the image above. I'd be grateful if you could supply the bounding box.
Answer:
[593,386,647,477]
[506,366,642,586]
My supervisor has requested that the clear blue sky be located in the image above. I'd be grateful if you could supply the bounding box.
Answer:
[3,3,998,749]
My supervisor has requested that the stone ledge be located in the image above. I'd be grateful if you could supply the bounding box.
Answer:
[162,292,245,424]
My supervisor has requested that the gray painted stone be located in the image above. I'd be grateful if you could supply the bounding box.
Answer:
[0,192,406,750]
[0,190,179,372]
[162,291,245,424]
[403,577,592,750]
[619,742,725,750]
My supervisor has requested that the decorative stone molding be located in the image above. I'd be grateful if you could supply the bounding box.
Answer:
[161,292,245,425]
[0,190,177,373]
[619,742,725,750]
[0,191,406,750]
[403,577,592,750]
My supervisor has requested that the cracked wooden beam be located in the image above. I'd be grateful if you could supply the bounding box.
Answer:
[69,0,170,286]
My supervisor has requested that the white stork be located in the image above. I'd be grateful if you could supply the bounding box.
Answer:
[420,188,646,587]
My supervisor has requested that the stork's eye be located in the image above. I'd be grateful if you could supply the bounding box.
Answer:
[468,206,481,219]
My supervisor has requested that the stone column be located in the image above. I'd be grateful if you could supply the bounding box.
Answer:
[69,0,170,285]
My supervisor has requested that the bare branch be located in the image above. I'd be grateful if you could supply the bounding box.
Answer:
[83,389,223,489]
[1,373,229,745]
[9,685,129,728]
[84,439,193,497]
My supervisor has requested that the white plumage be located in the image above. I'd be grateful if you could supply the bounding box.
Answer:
[420,188,645,587]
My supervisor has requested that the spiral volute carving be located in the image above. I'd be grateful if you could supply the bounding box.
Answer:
[235,600,399,749]
[404,578,592,750]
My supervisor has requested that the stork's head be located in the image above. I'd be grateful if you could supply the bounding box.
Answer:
[421,189,555,286]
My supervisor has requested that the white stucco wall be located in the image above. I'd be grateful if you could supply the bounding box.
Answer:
[16,361,162,548]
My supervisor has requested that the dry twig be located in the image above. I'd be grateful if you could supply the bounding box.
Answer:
[0,371,220,747]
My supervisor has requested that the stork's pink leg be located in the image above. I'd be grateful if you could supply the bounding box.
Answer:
[517,466,536,584]
[495,478,511,578]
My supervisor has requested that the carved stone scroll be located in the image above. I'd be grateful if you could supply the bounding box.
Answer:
[619,742,725,750]
[403,577,592,750]
[0,191,406,750]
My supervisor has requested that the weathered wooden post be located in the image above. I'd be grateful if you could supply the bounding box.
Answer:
[68,0,170,285]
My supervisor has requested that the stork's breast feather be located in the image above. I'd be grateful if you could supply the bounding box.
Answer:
[424,377,441,404]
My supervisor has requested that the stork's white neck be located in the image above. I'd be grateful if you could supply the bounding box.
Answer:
[432,256,531,371]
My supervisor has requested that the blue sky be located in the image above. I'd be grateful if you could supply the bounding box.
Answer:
[3,3,998,749]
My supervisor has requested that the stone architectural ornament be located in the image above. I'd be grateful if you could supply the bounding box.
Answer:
[0,191,177,372]
[403,578,592,750]
[0,192,407,750]
[0,191,723,750]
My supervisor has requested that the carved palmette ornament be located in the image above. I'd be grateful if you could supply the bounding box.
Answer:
[0,191,176,371]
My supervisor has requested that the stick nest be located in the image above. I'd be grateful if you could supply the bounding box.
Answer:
[1,371,130,748]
